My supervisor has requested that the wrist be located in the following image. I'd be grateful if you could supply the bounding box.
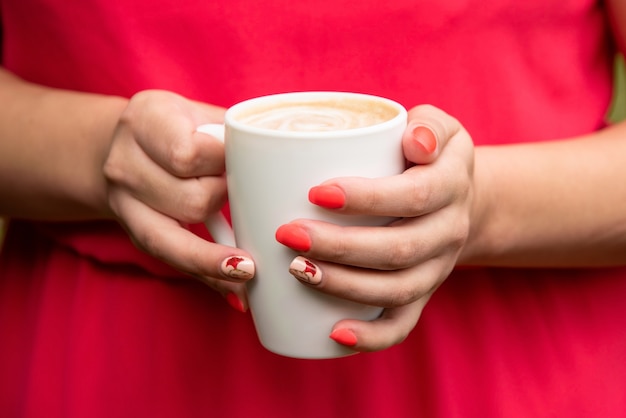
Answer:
[89,95,130,219]
[456,146,500,266]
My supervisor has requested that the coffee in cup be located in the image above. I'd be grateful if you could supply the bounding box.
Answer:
[235,97,399,132]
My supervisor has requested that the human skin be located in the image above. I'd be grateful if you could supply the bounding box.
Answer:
[0,0,625,353]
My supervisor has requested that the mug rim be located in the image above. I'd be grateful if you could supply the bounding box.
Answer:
[224,91,407,139]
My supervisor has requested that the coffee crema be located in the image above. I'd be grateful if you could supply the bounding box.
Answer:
[235,98,399,132]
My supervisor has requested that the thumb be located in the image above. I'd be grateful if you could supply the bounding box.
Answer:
[402,104,461,165]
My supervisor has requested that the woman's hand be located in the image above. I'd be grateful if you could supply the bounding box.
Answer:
[276,105,475,351]
[103,90,254,311]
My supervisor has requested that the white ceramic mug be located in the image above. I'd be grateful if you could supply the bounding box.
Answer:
[199,91,407,359]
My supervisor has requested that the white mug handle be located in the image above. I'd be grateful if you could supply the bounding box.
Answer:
[196,124,236,247]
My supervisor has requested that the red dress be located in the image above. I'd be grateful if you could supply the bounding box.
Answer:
[1,0,624,416]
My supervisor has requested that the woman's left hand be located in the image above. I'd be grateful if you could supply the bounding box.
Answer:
[275,104,475,352]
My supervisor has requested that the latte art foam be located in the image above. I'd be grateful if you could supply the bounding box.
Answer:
[236,99,398,132]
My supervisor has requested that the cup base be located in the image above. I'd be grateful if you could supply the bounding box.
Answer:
[261,343,360,360]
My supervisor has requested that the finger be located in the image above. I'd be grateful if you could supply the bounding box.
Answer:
[104,134,228,224]
[308,166,457,217]
[125,91,226,177]
[276,205,467,269]
[402,104,462,165]
[329,295,431,352]
[135,117,226,178]
[110,191,255,284]
[285,251,451,308]
[111,180,255,312]
[308,133,472,218]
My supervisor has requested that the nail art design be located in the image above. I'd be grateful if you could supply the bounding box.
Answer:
[289,256,322,285]
[221,256,255,280]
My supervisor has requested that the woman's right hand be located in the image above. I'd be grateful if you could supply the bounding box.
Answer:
[103,90,255,311]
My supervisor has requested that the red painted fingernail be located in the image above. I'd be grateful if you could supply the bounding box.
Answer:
[289,256,322,285]
[329,328,358,347]
[309,185,346,209]
[412,125,437,154]
[226,292,246,313]
[221,256,255,280]
[275,224,311,252]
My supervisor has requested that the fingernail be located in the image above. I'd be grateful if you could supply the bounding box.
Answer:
[412,125,437,154]
[309,185,345,209]
[289,256,322,285]
[226,292,246,313]
[221,256,255,280]
[275,224,311,252]
[329,328,358,347]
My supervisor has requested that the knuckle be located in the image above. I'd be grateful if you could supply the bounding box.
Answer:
[386,281,420,307]
[403,175,433,215]
[363,188,385,213]
[168,141,201,176]
[103,138,132,185]
[177,180,226,224]
[179,190,213,223]
[452,215,471,248]
[384,237,419,270]
[102,157,124,184]
[328,230,350,260]
[133,226,167,261]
